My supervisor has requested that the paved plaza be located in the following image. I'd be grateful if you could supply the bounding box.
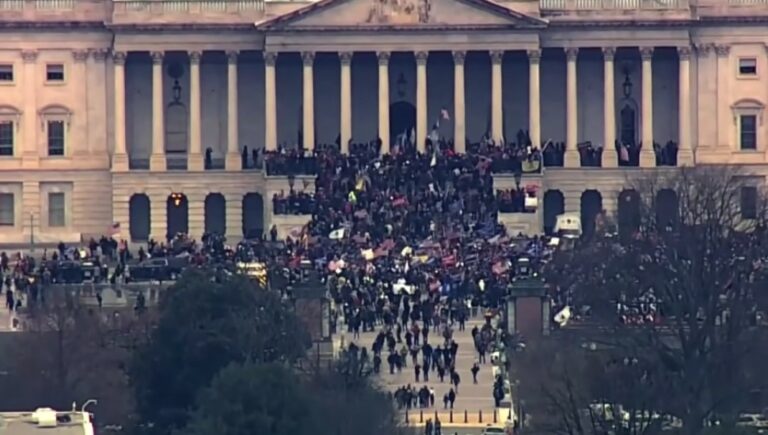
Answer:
[341,318,502,416]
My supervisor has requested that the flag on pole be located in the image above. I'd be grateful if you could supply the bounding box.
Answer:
[440,108,450,121]
[619,144,629,162]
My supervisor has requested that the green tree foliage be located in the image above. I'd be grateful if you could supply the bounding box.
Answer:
[131,269,311,434]
[181,363,312,435]
[182,361,407,435]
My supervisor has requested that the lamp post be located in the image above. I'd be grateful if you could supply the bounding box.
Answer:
[29,213,34,253]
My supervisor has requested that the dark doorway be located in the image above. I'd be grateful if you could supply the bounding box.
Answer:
[620,104,636,146]
[390,101,416,145]
[656,189,679,231]
[167,193,189,239]
[242,193,264,239]
[204,193,226,236]
[580,190,603,238]
[617,189,641,240]
[129,194,151,242]
[543,190,565,235]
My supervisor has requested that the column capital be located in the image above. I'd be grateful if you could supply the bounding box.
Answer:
[415,51,429,66]
[301,51,315,66]
[490,50,504,64]
[677,46,692,61]
[226,50,239,64]
[263,51,277,67]
[89,48,109,62]
[602,47,616,61]
[112,51,127,65]
[639,47,654,61]
[695,43,715,58]
[452,51,466,65]
[565,47,579,62]
[150,51,164,65]
[339,51,353,66]
[715,44,731,57]
[21,50,38,63]
[377,51,390,65]
[527,49,541,64]
[189,51,202,65]
[72,50,89,63]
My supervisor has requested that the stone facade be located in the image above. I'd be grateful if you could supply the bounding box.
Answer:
[0,0,767,244]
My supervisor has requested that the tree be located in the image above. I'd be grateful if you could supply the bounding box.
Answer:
[130,269,311,434]
[181,363,313,435]
[182,361,407,435]
[540,166,768,435]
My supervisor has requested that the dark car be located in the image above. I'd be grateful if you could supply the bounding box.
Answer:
[81,260,107,283]
[56,261,84,284]
[129,257,188,282]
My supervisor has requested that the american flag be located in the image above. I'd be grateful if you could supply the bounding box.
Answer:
[109,222,121,235]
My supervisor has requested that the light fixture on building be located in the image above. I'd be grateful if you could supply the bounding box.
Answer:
[396,73,407,99]
[622,67,632,98]
[170,193,185,207]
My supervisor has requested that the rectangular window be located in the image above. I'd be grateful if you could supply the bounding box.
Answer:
[0,193,13,226]
[48,192,65,227]
[0,122,13,156]
[740,115,757,150]
[741,186,758,220]
[739,58,757,76]
[0,64,12,82]
[47,120,65,156]
[46,64,65,82]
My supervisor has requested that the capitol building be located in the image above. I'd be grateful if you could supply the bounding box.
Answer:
[0,0,766,245]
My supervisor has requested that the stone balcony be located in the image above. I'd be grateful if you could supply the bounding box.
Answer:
[696,0,768,17]
[111,0,307,26]
[0,0,106,22]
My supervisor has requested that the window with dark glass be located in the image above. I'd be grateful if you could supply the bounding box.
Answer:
[0,122,13,156]
[46,64,64,81]
[47,120,65,156]
[48,192,65,227]
[0,64,13,82]
[740,115,757,150]
[0,193,13,226]
[741,186,758,220]
[739,58,757,76]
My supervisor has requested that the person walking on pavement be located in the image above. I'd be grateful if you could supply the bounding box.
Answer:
[414,362,421,383]
[471,361,480,384]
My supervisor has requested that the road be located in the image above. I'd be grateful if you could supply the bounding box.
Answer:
[340,318,506,419]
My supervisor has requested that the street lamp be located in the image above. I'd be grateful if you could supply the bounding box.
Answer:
[81,399,98,413]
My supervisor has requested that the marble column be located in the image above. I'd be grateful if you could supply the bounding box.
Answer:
[416,51,428,153]
[72,50,89,157]
[340,52,353,154]
[677,46,693,166]
[188,51,203,171]
[565,47,580,167]
[302,51,315,152]
[225,51,241,170]
[377,52,390,154]
[602,47,618,168]
[528,49,541,148]
[715,45,731,149]
[150,51,166,171]
[21,50,38,166]
[264,52,277,152]
[490,50,504,143]
[225,195,243,242]
[640,47,656,168]
[453,51,466,154]
[112,51,128,171]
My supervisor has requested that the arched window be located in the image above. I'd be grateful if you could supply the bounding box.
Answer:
[731,98,764,151]
[0,105,21,157]
[38,104,73,157]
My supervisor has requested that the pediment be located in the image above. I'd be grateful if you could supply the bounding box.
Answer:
[259,0,546,30]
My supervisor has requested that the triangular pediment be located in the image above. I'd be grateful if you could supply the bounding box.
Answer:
[259,0,545,30]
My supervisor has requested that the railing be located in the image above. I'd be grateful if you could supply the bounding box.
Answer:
[0,0,103,18]
[540,0,687,10]
[114,0,265,14]
[728,0,768,4]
